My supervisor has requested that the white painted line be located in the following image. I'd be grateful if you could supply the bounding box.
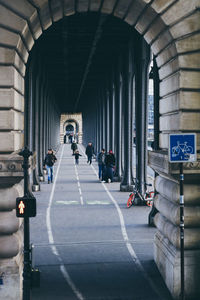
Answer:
[56,200,79,205]
[79,144,164,299]
[75,163,84,205]
[46,145,85,300]
[60,265,84,300]
[80,196,84,205]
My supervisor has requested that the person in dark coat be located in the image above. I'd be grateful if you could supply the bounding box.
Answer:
[85,142,94,164]
[73,150,82,165]
[71,141,77,154]
[43,148,57,184]
[97,148,106,180]
[105,150,115,183]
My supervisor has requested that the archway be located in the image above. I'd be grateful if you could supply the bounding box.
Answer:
[60,113,83,144]
[0,1,199,299]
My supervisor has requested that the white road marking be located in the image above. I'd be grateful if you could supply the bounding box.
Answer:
[56,200,79,205]
[46,145,85,300]
[74,161,84,205]
[79,145,164,299]
[86,200,110,205]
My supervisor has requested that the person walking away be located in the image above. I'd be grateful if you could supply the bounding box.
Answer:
[105,150,115,183]
[69,134,73,143]
[43,149,57,184]
[71,140,78,154]
[85,142,94,164]
[97,148,106,180]
[73,150,82,165]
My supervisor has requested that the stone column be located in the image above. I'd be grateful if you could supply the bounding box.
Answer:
[32,71,41,190]
[135,38,151,196]
[98,94,102,151]
[120,45,134,192]
[108,69,115,152]
[106,89,110,152]
[114,56,122,180]
[95,103,99,153]
[110,82,115,153]
[148,32,200,300]
[38,76,45,181]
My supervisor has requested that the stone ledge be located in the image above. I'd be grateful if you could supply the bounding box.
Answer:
[154,194,200,227]
[148,150,200,176]
[155,175,200,205]
[0,153,23,177]
[0,151,36,186]
[154,213,200,249]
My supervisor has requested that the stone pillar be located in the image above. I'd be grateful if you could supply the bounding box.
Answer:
[135,38,151,196]
[98,94,102,152]
[95,103,99,153]
[110,82,115,153]
[38,77,45,181]
[149,153,200,299]
[148,30,200,300]
[120,45,134,192]
[32,72,41,190]
[106,89,110,152]
[102,88,106,150]
[0,65,25,300]
[115,57,122,180]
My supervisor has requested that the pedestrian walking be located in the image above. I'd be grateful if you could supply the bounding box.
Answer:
[71,140,78,154]
[69,134,73,143]
[73,149,82,164]
[97,148,106,180]
[85,142,94,164]
[105,150,115,183]
[43,148,57,184]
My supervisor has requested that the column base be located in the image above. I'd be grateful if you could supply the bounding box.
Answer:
[154,230,200,300]
[32,184,40,192]
[113,176,121,182]
[120,184,133,192]
[39,176,44,182]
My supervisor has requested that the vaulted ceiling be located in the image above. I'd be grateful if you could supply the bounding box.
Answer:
[30,13,137,112]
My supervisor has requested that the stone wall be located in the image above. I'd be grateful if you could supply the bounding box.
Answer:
[0,0,199,299]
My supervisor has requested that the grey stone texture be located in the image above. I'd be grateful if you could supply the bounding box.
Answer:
[0,0,199,299]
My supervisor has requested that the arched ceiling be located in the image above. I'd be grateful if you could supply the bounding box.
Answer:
[29,13,136,112]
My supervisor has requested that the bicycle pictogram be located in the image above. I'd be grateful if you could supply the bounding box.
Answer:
[172,141,193,158]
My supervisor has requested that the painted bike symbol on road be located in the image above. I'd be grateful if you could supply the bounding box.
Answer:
[172,141,193,158]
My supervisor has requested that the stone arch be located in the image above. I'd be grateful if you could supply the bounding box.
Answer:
[0,1,199,299]
[60,113,83,144]
[0,0,199,154]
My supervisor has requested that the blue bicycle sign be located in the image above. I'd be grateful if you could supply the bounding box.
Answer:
[169,134,197,163]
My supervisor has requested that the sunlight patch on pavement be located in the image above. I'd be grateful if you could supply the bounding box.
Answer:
[56,200,79,205]
[86,200,111,205]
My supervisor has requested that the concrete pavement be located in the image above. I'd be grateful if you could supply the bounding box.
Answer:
[30,144,173,300]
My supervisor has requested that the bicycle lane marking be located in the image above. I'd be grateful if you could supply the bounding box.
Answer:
[74,159,84,205]
[79,145,166,300]
[46,144,85,300]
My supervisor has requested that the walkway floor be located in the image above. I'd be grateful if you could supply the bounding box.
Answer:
[31,144,173,300]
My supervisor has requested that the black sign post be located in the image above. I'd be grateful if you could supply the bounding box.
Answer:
[179,163,184,300]
[169,133,197,300]
[18,147,34,300]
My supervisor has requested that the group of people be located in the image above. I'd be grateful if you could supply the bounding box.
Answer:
[43,142,116,184]
[97,148,115,183]
[85,143,116,182]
